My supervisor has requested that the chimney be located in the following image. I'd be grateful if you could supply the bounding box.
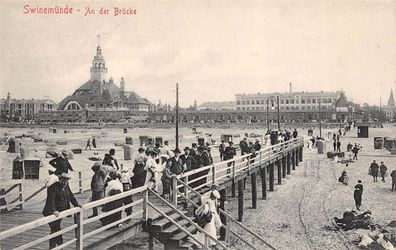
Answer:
[120,77,125,99]
[289,82,292,93]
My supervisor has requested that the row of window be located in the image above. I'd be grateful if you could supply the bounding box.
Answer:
[236,105,335,111]
[236,98,336,105]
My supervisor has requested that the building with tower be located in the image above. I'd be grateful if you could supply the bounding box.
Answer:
[38,44,152,123]
[383,89,395,121]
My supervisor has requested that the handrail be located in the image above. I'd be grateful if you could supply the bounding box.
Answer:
[147,188,229,249]
[175,178,277,250]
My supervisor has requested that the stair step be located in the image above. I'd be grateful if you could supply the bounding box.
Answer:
[149,211,188,232]
[161,218,192,234]
[170,224,197,241]
[179,240,195,250]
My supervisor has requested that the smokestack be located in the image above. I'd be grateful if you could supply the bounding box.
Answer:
[289,82,292,93]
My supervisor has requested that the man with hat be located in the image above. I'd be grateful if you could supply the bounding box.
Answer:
[49,149,74,176]
[167,148,184,175]
[370,160,380,182]
[380,161,387,183]
[183,146,198,172]
[102,148,119,171]
[42,173,81,249]
[89,162,108,218]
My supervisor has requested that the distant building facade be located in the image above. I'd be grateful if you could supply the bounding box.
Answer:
[383,89,395,121]
[0,93,56,122]
[149,90,353,123]
[38,44,152,123]
[198,101,236,111]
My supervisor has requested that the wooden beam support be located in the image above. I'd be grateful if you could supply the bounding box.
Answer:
[219,188,227,240]
[260,167,267,200]
[238,179,244,222]
[269,163,274,191]
[277,160,282,185]
[282,157,286,178]
[292,151,296,170]
[287,153,291,175]
[251,172,257,209]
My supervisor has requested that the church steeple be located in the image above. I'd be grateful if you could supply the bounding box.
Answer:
[90,43,108,83]
[388,89,395,107]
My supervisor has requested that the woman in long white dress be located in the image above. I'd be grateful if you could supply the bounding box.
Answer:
[145,151,158,191]
[192,190,222,247]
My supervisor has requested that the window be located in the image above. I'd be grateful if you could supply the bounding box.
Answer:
[261,100,264,104]
[256,100,260,105]
[307,99,311,103]
[237,100,241,105]
[281,100,284,104]
[296,99,299,104]
[242,100,245,105]
[247,100,250,105]
[302,99,305,104]
[313,99,316,103]
[286,99,289,104]
[291,100,294,104]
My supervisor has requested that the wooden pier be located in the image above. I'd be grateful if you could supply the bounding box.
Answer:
[0,137,304,250]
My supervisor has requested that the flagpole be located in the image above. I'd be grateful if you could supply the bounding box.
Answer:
[176,83,179,149]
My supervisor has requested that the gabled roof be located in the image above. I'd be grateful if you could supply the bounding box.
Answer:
[335,93,349,107]
[75,80,92,92]
[126,91,150,104]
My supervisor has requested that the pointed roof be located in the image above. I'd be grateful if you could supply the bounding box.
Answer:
[388,89,395,107]
[335,92,349,107]
[126,91,151,104]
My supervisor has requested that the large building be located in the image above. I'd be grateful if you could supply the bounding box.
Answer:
[38,44,152,123]
[149,88,353,123]
[0,93,56,122]
[198,101,236,111]
[383,89,395,121]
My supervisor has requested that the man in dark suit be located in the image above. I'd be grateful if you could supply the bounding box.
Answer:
[42,173,81,249]
[49,149,74,175]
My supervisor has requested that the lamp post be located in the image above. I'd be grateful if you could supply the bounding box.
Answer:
[277,96,280,131]
[319,98,322,138]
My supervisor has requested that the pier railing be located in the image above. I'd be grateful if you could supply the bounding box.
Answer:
[1,171,87,213]
[172,137,303,201]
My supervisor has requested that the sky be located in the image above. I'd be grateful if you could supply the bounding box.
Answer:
[0,0,395,107]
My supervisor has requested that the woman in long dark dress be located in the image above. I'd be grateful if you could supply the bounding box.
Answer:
[100,172,123,227]
[132,148,147,188]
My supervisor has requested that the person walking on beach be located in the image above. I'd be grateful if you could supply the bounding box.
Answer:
[352,144,359,160]
[370,160,380,182]
[333,141,337,151]
[85,138,91,150]
[336,140,341,152]
[42,173,81,249]
[380,162,387,182]
[353,180,363,210]
[92,137,97,148]
[390,167,396,192]
[49,149,74,175]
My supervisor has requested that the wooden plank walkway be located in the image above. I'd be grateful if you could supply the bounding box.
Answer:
[0,191,170,250]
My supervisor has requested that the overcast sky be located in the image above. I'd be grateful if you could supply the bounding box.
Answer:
[0,1,395,107]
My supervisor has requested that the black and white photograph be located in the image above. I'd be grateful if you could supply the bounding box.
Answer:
[0,1,395,249]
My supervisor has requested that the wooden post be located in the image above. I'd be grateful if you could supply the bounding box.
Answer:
[231,161,236,197]
[299,146,303,162]
[143,189,149,222]
[219,189,227,240]
[18,183,23,210]
[212,164,216,185]
[277,160,282,185]
[269,163,274,191]
[148,232,154,250]
[287,153,291,175]
[282,157,286,178]
[292,151,296,170]
[238,180,244,222]
[76,210,84,249]
[78,172,83,194]
[296,148,299,166]
[260,167,267,200]
[172,177,177,205]
[251,172,257,209]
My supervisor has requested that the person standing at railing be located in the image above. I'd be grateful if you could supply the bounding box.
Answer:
[239,138,249,156]
[292,129,298,139]
[42,173,81,249]
[49,149,74,176]
[145,151,160,191]
[120,167,133,222]
[224,142,237,174]
[89,162,108,218]
[45,166,59,188]
[100,172,124,227]
[219,140,226,161]
[132,147,147,189]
